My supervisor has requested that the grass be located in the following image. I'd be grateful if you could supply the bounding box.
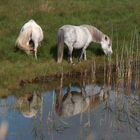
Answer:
[0,0,139,96]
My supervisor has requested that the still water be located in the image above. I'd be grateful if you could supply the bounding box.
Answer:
[0,67,140,140]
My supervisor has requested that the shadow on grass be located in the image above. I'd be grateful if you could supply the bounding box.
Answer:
[50,44,83,62]
[50,44,105,62]
[87,43,104,56]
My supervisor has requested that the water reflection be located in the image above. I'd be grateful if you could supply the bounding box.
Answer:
[16,92,42,118]
[0,80,139,140]
[55,85,109,119]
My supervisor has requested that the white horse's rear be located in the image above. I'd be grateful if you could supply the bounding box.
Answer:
[16,19,43,59]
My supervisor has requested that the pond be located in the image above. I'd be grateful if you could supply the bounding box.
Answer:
[0,61,140,140]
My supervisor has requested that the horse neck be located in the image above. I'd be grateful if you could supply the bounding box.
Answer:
[85,25,103,44]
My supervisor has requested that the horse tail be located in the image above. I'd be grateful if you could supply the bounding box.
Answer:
[57,29,64,63]
[15,27,32,54]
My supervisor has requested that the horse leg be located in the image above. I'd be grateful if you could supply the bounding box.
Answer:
[68,47,73,63]
[83,49,87,61]
[79,50,84,62]
[79,48,87,62]
[34,41,38,60]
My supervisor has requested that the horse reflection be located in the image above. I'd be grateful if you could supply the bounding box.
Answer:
[55,86,109,119]
[16,92,42,118]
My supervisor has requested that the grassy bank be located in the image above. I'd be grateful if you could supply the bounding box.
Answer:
[0,0,139,96]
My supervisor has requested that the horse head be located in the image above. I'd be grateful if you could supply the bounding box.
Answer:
[101,35,113,55]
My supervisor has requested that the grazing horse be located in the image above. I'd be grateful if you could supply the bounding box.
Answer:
[16,19,43,59]
[57,25,112,63]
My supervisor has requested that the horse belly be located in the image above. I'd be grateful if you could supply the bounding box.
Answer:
[73,29,88,49]
[73,41,85,49]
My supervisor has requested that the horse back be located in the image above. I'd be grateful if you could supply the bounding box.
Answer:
[22,20,43,42]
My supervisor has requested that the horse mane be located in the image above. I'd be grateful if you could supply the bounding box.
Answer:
[16,27,32,54]
[81,25,104,43]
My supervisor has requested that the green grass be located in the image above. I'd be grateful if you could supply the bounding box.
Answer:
[0,0,139,96]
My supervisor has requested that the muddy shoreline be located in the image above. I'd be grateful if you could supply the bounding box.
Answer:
[19,63,111,87]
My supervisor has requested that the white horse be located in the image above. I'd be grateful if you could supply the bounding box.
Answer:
[57,25,112,63]
[16,19,43,59]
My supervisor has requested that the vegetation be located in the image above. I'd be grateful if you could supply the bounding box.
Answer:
[0,0,139,96]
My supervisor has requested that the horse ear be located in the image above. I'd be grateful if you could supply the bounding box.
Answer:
[105,36,108,41]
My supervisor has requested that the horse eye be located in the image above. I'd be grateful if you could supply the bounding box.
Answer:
[105,36,108,40]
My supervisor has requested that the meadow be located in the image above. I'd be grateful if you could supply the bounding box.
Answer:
[0,0,139,96]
